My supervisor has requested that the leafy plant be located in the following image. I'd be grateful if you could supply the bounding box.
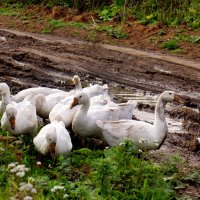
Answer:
[96,25,128,39]
[47,19,67,29]
[162,39,179,50]
[99,5,120,21]
[184,0,200,28]
[0,4,22,16]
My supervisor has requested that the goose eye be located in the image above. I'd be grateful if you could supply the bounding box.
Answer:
[80,95,82,98]
[169,93,171,95]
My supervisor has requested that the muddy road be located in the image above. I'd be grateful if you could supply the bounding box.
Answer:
[1,28,200,96]
[0,28,200,197]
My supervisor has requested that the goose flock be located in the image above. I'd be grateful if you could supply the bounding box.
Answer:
[0,75,188,157]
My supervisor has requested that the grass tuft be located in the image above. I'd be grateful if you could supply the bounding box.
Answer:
[162,39,179,50]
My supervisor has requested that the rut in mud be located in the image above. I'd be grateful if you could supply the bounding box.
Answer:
[0,28,200,197]
[1,28,200,96]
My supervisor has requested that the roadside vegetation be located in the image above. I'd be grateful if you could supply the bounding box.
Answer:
[1,0,200,28]
[1,129,200,199]
[0,0,199,52]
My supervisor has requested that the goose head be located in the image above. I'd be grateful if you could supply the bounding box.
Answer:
[70,91,89,109]
[6,104,17,130]
[72,75,80,85]
[72,75,82,90]
[46,126,57,157]
[0,83,10,96]
[159,91,180,103]
[35,94,45,108]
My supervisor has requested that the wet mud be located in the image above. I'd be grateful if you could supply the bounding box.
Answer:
[0,28,200,197]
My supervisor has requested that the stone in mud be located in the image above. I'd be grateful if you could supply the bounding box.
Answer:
[184,138,200,152]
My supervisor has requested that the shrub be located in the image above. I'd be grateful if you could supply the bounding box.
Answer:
[162,40,179,50]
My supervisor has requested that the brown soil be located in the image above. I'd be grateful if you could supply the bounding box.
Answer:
[0,5,200,199]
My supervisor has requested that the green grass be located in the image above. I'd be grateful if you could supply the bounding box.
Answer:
[1,134,199,199]
[43,19,128,39]
[162,40,180,50]
[95,25,128,39]
[0,5,22,17]
[174,33,200,43]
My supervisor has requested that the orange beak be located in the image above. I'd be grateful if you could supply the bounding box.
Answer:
[70,97,79,109]
[73,78,78,85]
[9,116,16,130]
[173,94,183,104]
[49,143,56,157]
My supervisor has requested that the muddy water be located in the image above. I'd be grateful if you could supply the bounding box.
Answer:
[110,87,183,133]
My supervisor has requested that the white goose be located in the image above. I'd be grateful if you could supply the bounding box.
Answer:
[70,91,119,138]
[33,120,72,156]
[1,94,38,136]
[96,91,180,150]
[35,75,82,119]
[49,84,109,128]
[0,83,12,115]
[69,75,82,94]
[11,86,65,103]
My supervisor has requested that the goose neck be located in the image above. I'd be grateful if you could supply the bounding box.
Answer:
[154,97,167,129]
[80,101,90,113]
[75,82,82,90]
[2,91,11,105]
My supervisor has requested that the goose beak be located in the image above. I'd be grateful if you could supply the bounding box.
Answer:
[70,97,79,109]
[69,78,76,86]
[72,78,76,85]
[9,116,15,130]
[173,94,182,104]
[49,143,56,157]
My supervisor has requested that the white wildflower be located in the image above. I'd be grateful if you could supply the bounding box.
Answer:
[19,182,26,186]
[19,183,33,192]
[139,140,143,144]
[119,142,125,146]
[10,168,17,173]
[23,167,30,172]
[105,146,109,149]
[48,164,52,168]
[16,164,26,169]
[36,161,42,166]
[138,149,143,152]
[10,164,30,176]
[154,140,159,147]
[31,188,37,194]
[139,138,147,144]
[16,171,25,177]
[0,147,4,151]
[8,162,17,169]
[28,177,35,182]
[23,196,32,200]
[63,194,69,198]
[51,185,65,192]
[19,185,26,192]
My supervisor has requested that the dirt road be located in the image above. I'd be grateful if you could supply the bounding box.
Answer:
[1,28,200,97]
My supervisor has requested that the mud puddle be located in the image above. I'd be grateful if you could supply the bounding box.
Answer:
[111,88,183,133]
